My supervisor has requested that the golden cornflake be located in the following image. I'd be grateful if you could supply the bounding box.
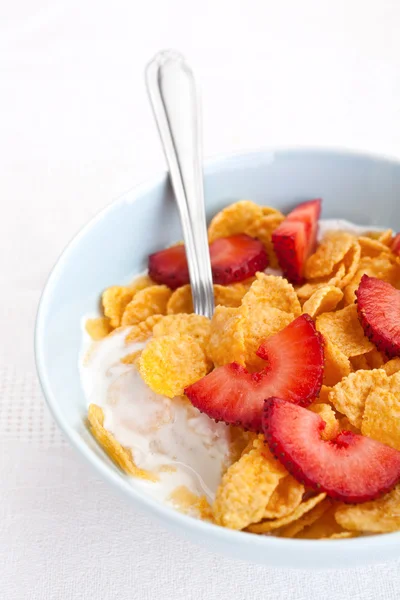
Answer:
[383,358,400,376]
[242,273,301,317]
[85,317,112,340]
[125,314,164,343]
[153,313,211,350]
[316,304,373,358]
[262,475,305,520]
[167,283,252,315]
[302,286,343,319]
[121,285,171,326]
[214,283,249,308]
[296,506,347,539]
[338,415,361,434]
[102,286,135,328]
[127,274,155,293]
[88,404,156,481]
[247,494,328,535]
[364,348,386,370]
[362,388,400,450]
[318,385,333,404]
[246,213,285,268]
[212,436,287,530]
[335,485,400,533]
[305,232,355,279]
[139,334,210,398]
[308,403,339,441]
[322,338,352,387]
[350,354,370,371]
[208,200,264,242]
[378,229,393,245]
[296,265,346,302]
[240,304,294,370]
[167,285,194,314]
[329,369,390,428]
[358,236,391,258]
[343,253,400,305]
[337,241,361,289]
[206,306,246,367]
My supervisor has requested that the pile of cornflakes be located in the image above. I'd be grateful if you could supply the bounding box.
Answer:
[85,200,400,539]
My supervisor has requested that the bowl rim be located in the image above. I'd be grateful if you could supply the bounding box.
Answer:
[35,146,400,565]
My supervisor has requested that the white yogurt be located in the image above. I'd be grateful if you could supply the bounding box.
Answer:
[80,327,232,507]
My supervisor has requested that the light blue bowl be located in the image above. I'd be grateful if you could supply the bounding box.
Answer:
[35,149,400,569]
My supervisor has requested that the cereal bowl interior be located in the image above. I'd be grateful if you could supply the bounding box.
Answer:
[35,149,400,568]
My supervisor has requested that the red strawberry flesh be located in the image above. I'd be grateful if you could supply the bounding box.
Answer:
[272,199,321,283]
[185,314,324,431]
[263,397,400,503]
[356,275,400,358]
[148,234,268,289]
[209,234,268,285]
[148,244,189,290]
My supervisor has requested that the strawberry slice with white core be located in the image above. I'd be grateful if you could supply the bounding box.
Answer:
[185,314,324,431]
[263,397,400,503]
[272,199,321,284]
[148,234,267,289]
[391,232,400,256]
[356,275,400,358]
[209,234,268,285]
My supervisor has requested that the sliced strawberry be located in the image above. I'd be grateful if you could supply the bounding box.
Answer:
[356,275,400,358]
[263,397,400,503]
[185,314,323,431]
[392,232,400,256]
[209,234,268,285]
[148,234,268,289]
[272,199,321,283]
[148,244,189,289]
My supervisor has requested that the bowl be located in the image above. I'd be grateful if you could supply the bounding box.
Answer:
[35,148,400,569]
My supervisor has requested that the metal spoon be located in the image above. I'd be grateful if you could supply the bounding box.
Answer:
[145,50,215,318]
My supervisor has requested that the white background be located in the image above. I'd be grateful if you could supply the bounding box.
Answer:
[2,1,400,598]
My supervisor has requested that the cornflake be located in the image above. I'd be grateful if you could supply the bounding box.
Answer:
[212,436,287,530]
[328,369,390,428]
[85,317,112,340]
[208,200,264,242]
[322,337,352,387]
[121,285,171,326]
[335,485,400,533]
[308,403,339,441]
[316,304,373,358]
[240,303,294,370]
[88,404,156,481]
[125,314,164,344]
[247,494,328,535]
[153,313,211,350]
[242,273,301,317]
[302,286,343,319]
[206,306,246,367]
[139,334,210,398]
[305,232,355,279]
[262,475,305,520]
[102,286,135,328]
[362,388,400,450]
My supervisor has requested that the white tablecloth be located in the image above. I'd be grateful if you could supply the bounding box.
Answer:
[2,1,400,597]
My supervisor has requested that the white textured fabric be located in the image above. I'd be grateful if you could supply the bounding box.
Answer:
[2,0,400,597]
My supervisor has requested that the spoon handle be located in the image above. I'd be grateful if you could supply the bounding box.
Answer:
[145,50,214,318]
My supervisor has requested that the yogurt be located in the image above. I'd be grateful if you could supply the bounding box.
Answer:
[80,328,233,509]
